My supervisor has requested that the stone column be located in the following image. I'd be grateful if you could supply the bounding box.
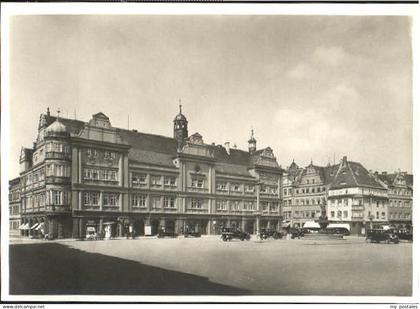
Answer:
[99,217,104,235]
[241,217,246,231]
[58,219,64,239]
[72,218,80,239]
[79,218,85,239]
[256,216,260,235]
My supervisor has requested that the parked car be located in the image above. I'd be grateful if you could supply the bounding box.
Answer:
[326,227,350,236]
[184,230,201,238]
[366,229,399,244]
[221,228,250,241]
[86,226,98,241]
[395,229,413,242]
[290,227,304,239]
[260,228,283,240]
[157,229,178,238]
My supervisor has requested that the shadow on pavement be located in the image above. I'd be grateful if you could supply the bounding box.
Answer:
[9,243,248,295]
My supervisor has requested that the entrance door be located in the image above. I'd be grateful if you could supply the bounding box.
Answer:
[165,220,175,233]
[134,219,145,236]
[151,219,159,235]
[245,221,254,234]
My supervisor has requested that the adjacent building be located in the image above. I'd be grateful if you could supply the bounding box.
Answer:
[12,106,283,239]
[376,171,413,228]
[327,156,389,235]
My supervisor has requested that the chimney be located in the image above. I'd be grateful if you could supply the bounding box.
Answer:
[342,156,347,163]
[224,142,230,155]
[382,171,387,175]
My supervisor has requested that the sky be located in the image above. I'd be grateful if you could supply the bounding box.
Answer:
[7,15,413,178]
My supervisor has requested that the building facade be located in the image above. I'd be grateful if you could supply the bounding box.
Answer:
[327,156,389,235]
[12,107,284,239]
[282,161,337,228]
[8,177,21,234]
[376,171,413,228]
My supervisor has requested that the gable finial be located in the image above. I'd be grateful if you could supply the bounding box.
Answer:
[179,99,182,114]
[57,108,61,120]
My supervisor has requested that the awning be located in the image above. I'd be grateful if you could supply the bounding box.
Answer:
[303,221,321,229]
[30,223,40,230]
[103,221,116,225]
[18,224,25,230]
[282,222,291,227]
[22,223,30,230]
[35,222,45,230]
[327,223,350,231]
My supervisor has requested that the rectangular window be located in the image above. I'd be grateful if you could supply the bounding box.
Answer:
[232,183,241,192]
[245,185,255,193]
[52,191,61,205]
[163,197,176,208]
[216,182,227,191]
[191,199,202,209]
[103,193,118,206]
[132,194,146,207]
[151,196,161,209]
[343,211,348,218]
[331,211,335,218]
[216,200,227,210]
[83,192,99,206]
[164,176,176,186]
[132,174,147,185]
[151,176,162,186]
[232,201,240,211]
[192,178,204,188]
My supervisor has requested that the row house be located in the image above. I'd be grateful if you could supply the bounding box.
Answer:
[11,106,283,239]
[376,171,413,227]
[327,156,389,235]
[281,160,337,228]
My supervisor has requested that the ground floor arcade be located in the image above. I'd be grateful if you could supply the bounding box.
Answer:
[19,211,283,239]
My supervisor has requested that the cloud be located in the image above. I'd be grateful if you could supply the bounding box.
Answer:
[312,45,348,66]
[287,63,315,80]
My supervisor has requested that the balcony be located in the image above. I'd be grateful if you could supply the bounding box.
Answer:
[187,187,208,193]
[45,176,71,185]
[186,208,209,213]
[352,205,364,211]
[45,205,71,213]
[45,151,71,160]
[103,205,120,212]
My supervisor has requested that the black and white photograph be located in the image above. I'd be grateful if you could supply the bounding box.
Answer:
[1,3,418,304]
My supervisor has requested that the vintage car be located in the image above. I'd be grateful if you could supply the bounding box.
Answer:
[221,227,250,241]
[326,227,351,236]
[184,230,202,238]
[157,229,178,238]
[290,227,305,239]
[395,229,413,242]
[366,229,399,244]
[260,228,283,240]
[86,226,98,241]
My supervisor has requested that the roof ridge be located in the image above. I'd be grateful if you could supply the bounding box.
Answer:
[347,162,360,186]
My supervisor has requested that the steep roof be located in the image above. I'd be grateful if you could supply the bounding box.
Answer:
[118,129,178,167]
[330,160,384,190]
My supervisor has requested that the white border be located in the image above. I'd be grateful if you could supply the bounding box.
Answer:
[1,2,419,304]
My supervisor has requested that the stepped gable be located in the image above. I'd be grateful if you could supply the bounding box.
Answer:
[118,129,178,168]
